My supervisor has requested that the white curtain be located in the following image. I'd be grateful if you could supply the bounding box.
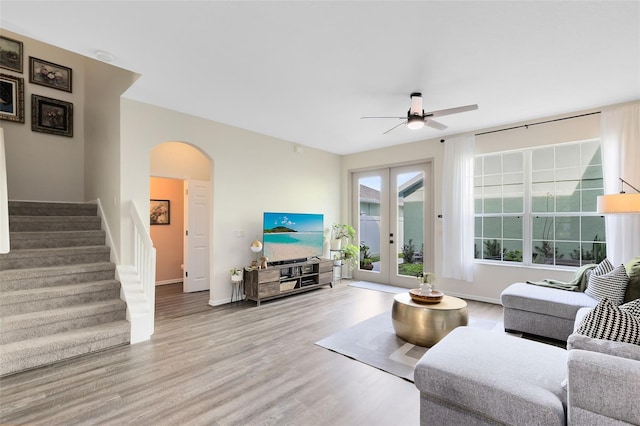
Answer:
[442,134,475,282]
[600,103,640,265]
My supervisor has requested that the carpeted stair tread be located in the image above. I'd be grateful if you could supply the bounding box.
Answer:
[9,230,106,249]
[0,280,121,316]
[8,201,97,216]
[0,262,116,291]
[1,201,129,376]
[0,245,110,270]
[1,299,127,343]
[9,216,102,232]
[0,321,130,376]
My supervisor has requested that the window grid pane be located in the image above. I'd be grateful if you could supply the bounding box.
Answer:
[475,140,605,267]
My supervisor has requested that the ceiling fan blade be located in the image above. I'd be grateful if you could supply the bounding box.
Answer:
[426,104,479,118]
[383,121,407,135]
[361,116,406,120]
[425,118,448,130]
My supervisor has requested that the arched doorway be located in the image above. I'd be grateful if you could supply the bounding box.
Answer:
[149,142,212,293]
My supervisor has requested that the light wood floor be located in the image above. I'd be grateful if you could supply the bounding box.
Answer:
[0,280,503,426]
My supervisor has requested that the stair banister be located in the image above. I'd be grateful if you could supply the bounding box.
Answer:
[0,127,9,254]
[129,200,156,324]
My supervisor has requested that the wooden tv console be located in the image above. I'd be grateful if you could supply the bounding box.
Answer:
[243,258,333,306]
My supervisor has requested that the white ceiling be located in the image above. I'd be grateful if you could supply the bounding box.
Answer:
[2,1,639,155]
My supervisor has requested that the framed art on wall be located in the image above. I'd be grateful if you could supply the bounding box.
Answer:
[0,73,25,123]
[0,36,23,73]
[31,94,73,137]
[150,199,170,225]
[29,57,72,92]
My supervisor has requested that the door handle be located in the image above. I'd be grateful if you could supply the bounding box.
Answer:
[390,240,394,244]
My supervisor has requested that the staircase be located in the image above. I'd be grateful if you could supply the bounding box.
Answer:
[0,201,130,376]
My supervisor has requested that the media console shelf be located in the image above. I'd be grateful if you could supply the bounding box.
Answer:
[243,258,333,306]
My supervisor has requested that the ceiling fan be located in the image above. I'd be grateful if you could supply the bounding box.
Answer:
[361,92,478,135]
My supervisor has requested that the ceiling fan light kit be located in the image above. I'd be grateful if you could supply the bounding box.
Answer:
[407,114,425,130]
[362,92,479,135]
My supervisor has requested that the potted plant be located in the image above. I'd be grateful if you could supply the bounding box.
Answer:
[416,271,437,293]
[341,243,359,271]
[230,267,243,283]
[331,223,356,250]
[360,241,374,270]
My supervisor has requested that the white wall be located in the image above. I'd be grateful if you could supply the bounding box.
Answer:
[342,108,608,303]
[84,59,139,259]
[2,30,85,201]
[121,99,341,305]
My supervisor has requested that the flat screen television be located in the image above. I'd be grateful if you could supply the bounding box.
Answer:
[263,212,324,265]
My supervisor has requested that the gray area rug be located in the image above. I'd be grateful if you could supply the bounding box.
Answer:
[315,311,501,382]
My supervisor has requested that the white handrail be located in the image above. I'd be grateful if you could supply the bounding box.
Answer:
[0,127,9,254]
[129,201,157,320]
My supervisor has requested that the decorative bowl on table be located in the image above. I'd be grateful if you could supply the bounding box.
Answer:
[409,288,444,304]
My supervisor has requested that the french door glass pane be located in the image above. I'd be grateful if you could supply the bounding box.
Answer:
[359,176,381,273]
[397,171,424,277]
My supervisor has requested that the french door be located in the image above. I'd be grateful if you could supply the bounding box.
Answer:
[351,162,433,287]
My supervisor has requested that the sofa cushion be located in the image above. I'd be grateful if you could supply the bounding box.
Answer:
[576,298,640,345]
[414,327,567,425]
[501,282,597,320]
[624,256,640,303]
[585,264,629,305]
[567,333,640,361]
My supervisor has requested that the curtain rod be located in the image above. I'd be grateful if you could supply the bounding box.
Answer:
[474,111,601,137]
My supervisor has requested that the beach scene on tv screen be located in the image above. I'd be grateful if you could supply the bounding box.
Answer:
[263,213,324,262]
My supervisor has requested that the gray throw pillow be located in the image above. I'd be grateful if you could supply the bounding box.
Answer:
[576,298,640,344]
[585,264,629,306]
[624,256,640,303]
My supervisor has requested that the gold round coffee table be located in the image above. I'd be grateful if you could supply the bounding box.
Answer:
[392,293,468,347]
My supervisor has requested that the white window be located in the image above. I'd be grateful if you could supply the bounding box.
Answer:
[474,139,606,267]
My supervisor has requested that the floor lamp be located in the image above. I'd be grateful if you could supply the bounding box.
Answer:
[597,178,640,214]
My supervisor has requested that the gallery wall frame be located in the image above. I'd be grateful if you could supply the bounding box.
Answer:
[0,73,25,123]
[150,199,170,225]
[29,57,72,92]
[0,36,23,73]
[31,94,73,137]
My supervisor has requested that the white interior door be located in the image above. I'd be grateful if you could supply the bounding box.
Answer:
[183,179,211,292]
[352,163,432,288]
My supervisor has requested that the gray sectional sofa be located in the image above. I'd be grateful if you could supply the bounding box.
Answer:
[501,282,598,341]
[501,257,640,342]
[414,257,640,425]
[414,310,640,425]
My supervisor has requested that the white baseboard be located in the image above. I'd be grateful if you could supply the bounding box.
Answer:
[156,279,183,286]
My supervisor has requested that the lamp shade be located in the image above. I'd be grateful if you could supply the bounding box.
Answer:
[250,239,263,253]
[597,193,640,214]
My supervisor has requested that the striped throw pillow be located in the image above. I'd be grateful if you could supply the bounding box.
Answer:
[585,264,629,306]
[576,298,640,344]
[592,258,614,276]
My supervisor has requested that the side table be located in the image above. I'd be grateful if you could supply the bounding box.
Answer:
[391,293,468,347]
[231,276,244,303]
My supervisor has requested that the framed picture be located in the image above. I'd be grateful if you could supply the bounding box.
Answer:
[31,94,73,137]
[150,199,170,225]
[0,36,23,73]
[0,73,24,123]
[29,57,72,92]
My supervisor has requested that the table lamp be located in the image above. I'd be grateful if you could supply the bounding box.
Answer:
[250,239,263,267]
